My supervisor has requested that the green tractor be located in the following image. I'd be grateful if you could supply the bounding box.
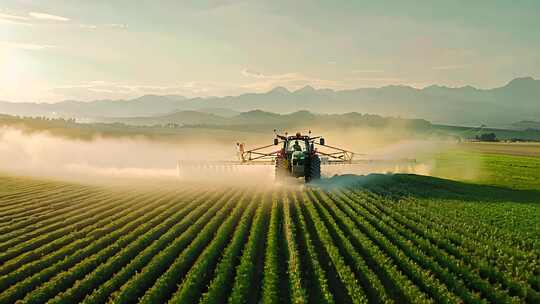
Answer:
[273,132,322,182]
[235,131,358,183]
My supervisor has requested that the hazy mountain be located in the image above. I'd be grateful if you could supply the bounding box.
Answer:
[100,109,431,134]
[197,77,538,126]
[508,120,540,131]
[100,110,229,126]
[197,108,241,117]
[0,77,538,126]
[0,95,189,118]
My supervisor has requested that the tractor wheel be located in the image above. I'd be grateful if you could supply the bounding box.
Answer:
[305,155,321,183]
[275,157,288,181]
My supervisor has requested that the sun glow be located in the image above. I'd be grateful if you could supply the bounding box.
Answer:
[0,48,50,102]
[0,49,24,89]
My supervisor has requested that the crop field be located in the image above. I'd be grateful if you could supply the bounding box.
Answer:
[0,164,539,304]
[431,145,540,190]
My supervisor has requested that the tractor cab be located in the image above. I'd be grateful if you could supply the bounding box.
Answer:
[276,133,315,152]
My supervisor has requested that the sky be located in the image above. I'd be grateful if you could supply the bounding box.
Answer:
[0,0,539,103]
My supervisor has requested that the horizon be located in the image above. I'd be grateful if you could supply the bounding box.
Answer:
[1,1,540,103]
[1,75,537,105]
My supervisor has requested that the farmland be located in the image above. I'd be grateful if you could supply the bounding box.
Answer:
[0,148,539,304]
[2,1,540,303]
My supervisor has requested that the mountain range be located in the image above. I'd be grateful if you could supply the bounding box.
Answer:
[0,77,539,126]
[98,109,431,131]
[508,120,540,131]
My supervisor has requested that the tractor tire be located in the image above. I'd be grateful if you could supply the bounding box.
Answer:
[305,155,321,183]
[275,157,288,181]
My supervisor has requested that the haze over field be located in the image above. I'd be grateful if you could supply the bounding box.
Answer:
[0,124,452,185]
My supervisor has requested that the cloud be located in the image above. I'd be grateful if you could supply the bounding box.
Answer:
[0,41,54,50]
[29,12,70,22]
[241,68,414,92]
[432,64,469,70]
[241,69,301,81]
[0,12,32,25]
[78,23,128,30]
[53,81,134,96]
[0,12,30,21]
[50,80,238,101]
[354,77,404,82]
[79,24,98,29]
[240,68,343,92]
[432,64,469,71]
[352,69,385,73]
[241,69,265,78]
[1,11,71,24]
[108,23,128,29]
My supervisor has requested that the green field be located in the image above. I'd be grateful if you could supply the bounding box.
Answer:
[431,143,540,190]
[0,148,539,304]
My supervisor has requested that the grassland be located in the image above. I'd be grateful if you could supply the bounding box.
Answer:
[460,142,540,157]
[0,145,539,304]
[431,142,540,190]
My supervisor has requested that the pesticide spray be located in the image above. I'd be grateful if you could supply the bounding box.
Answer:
[0,126,464,187]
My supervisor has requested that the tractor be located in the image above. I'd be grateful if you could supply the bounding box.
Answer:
[273,132,322,182]
[236,130,356,183]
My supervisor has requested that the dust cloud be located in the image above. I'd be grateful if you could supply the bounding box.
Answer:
[0,127,273,186]
[0,126,475,187]
[300,126,462,177]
